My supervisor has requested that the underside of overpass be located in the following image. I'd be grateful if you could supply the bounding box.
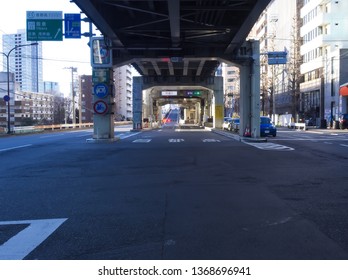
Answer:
[73,0,272,140]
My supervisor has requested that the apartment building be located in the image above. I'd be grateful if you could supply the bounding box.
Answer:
[14,91,54,125]
[300,0,348,126]
[80,75,93,123]
[249,0,303,121]
[221,64,240,117]
[113,65,133,121]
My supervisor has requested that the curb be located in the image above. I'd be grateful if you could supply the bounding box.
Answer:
[86,137,120,143]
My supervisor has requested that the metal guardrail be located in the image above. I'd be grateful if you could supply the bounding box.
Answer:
[1,121,132,135]
[35,123,94,131]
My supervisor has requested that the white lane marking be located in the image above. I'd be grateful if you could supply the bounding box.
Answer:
[0,218,67,260]
[202,139,221,142]
[39,134,66,138]
[340,144,348,148]
[168,139,185,142]
[75,133,92,137]
[66,130,91,134]
[0,144,32,152]
[119,132,141,139]
[133,139,151,143]
[245,142,294,151]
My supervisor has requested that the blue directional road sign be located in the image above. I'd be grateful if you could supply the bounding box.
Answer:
[3,95,10,102]
[267,51,287,65]
[93,83,109,98]
[64,13,81,39]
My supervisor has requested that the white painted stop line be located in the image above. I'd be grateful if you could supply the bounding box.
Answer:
[0,218,67,260]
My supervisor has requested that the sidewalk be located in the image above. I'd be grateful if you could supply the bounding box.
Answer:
[281,126,348,134]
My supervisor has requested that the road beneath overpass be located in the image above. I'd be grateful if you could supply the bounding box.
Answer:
[0,127,347,260]
[73,0,270,140]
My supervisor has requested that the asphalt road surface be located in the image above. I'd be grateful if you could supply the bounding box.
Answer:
[0,126,347,260]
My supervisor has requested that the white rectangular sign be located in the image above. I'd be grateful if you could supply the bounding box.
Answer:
[161,91,177,96]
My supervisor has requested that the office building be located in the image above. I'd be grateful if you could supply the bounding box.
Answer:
[249,0,303,123]
[300,0,348,126]
[44,81,60,94]
[221,64,240,117]
[2,29,43,93]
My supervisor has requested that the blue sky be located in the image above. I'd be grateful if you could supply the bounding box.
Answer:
[0,0,100,95]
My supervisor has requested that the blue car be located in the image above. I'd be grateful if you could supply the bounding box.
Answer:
[260,116,277,137]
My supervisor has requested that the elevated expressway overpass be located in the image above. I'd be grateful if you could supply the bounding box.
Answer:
[73,0,272,139]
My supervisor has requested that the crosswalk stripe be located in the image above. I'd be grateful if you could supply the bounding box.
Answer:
[168,139,185,142]
[132,139,152,143]
[202,139,221,142]
[245,142,294,151]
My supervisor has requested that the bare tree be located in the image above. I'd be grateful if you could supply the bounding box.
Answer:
[287,0,304,121]
[53,95,66,124]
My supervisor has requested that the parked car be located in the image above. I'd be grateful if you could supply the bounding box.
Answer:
[222,117,233,130]
[260,116,277,137]
[232,118,240,132]
[339,113,348,129]
[305,118,316,127]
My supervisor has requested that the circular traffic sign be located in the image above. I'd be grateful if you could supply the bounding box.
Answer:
[93,83,109,98]
[3,95,10,102]
[94,100,108,114]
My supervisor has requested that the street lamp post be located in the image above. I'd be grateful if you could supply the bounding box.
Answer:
[1,42,38,134]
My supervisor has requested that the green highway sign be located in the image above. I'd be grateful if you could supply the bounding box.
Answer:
[92,68,111,84]
[26,11,63,41]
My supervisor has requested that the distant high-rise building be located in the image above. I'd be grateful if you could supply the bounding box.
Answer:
[113,65,133,121]
[44,81,60,94]
[2,29,43,93]
[79,75,93,123]
[221,64,240,117]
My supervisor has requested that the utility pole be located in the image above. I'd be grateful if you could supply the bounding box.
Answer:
[64,67,78,125]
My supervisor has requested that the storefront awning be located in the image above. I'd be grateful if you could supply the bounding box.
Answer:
[339,83,348,96]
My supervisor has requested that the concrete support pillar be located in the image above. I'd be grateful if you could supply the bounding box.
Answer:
[91,68,115,141]
[184,108,188,123]
[239,63,251,137]
[195,102,200,124]
[142,88,151,119]
[239,40,261,138]
[212,76,224,129]
[132,76,143,130]
[250,40,261,138]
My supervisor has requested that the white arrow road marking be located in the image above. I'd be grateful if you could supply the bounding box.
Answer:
[0,218,67,260]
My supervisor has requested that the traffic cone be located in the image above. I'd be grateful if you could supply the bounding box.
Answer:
[243,126,251,137]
